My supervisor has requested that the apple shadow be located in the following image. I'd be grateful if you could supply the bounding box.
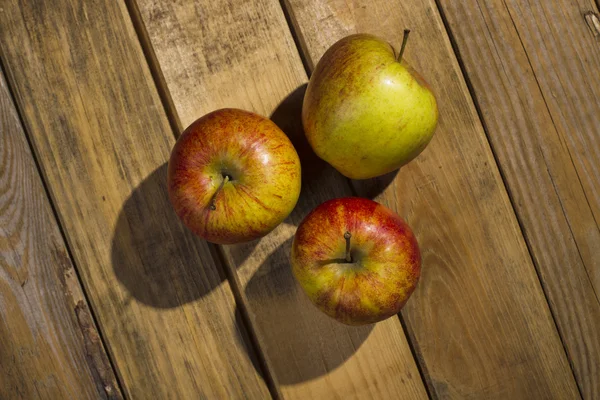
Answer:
[271,84,328,186]
[111,163,260,308]
[350,169,399,200]
[235,238,374,385]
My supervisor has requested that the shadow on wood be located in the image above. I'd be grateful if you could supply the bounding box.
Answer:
[350,169,398,200]
[235,237,373,385]
[111,163,258,307]
[272,83,328,186]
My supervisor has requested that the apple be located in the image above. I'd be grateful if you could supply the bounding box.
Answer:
[302,31,438,179]
[291,197,420,325]
[168,108,301,244]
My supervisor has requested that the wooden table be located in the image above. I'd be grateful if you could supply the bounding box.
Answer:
[1,0,599,398]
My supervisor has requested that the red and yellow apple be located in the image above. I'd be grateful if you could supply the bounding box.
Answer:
[168,108,301,244]
[291,197,420,325]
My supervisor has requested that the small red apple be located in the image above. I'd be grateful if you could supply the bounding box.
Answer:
[168,109,301,244]
[291,197,420,325]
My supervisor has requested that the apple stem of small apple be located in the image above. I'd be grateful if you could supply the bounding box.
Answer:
[344,231,352,263]
[398,29,411,63]
[210,175,230,210]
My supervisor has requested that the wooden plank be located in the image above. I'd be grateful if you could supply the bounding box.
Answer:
[432,0,600,397]
[133,0,429,398]
[496,0,600,227]
[0,1,270,398]
[0,62,122,399]
[281,0,582,398]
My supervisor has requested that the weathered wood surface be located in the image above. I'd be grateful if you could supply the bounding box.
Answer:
[1,0,595,397]
[0,0,269,398]
[133,0,429,398]
[0,61,122,399]
[435,0,600,397]
[282,0,581,398]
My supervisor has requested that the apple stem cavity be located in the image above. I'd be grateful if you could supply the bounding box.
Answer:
[344,231,352,263]
[209,175,230,211]
[398,29,411,63]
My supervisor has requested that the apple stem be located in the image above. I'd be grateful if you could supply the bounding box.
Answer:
[398,29,411,63]
[210,175,230,211]
[344,231,352,263]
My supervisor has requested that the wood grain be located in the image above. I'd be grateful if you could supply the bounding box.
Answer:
[282,0,581,398]
[0,1,270,398]
[433,0,600,397]
[0,61,122,400]
[133,0,428,398]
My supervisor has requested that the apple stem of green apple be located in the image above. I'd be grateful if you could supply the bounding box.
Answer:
[344,231,352,263]
[209,175,230,210]
[397,29,411,63]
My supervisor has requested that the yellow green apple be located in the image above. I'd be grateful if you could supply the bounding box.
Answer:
[168,109,301,244]
[291,197,421,325]
[302,31,438,179]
